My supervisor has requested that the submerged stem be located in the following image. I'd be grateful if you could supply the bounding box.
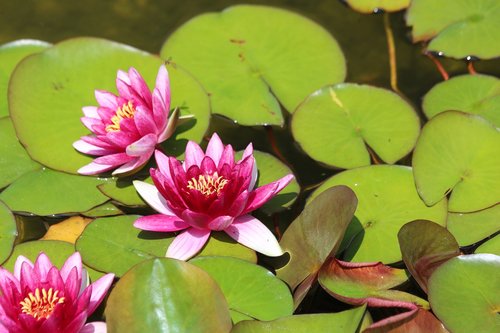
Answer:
[425,52,449,80]
[383,13,401,94]
[467,61,477,75]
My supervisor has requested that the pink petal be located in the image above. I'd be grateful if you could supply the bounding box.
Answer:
[128,67,152,105]
[87,273,115,315]
[244,174,294,213]
[82,106,99,119]
[94,152,132,165]
[134,214,188,232]
[81,135,115,150]
[200,156,217,175]
[181,209,212,229]
[117,70,130,84]
[155,64,171,110]
[34,252,54,279]
[78,161,118,176]
[80,116,102,133]
[166,228,211,260]
[133,181,177,215]
[0,267,20,293]
[241,142,253,160]
[60,252,83,282]
[111,155,149,176]
[224,215,283,257]
[95,90,118,109]
[80,322,107,333]
[183,141,205,169]
[126,133,157,157]
[205,133,224,165]
[154,150,173,184]
[248,157,258,191]
[55,310,86,333]
[152,88,168,128]
[73,140,113,156]
[14,255,33,280]
[218,144,235,169]
[134,105,157,137]
[157,107,179,143]
[208,215,234,231]
[105,131,138,148]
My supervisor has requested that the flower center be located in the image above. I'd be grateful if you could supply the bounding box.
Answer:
[19,288,65,320]
[105,101,136,132]
[186,172,229,197]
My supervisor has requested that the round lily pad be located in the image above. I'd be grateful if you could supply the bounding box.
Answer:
[98,176,152,207]
[0,39,51,118]
[0,200,17,265]
[9,37,209,173]
[422,74,500,126]
[309,165,448,263]
[344,0,410,14]
[0,168,110,216]
[406,0,500,59]
[190,256,293,323]
[161,4,346,126]
[412,111,500,213]
[447,204,500,246]
[428,254,500,333]
[105,258,232,333]
[292,84,420,169]
[475,235,500,255]
[0,117,40,189]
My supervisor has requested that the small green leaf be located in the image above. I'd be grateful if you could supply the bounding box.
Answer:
[81,201,123,217]
[475,235,500,256]
[0,200,17,265]
[447,204,500,246]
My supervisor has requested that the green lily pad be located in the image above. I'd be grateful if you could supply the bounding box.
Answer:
[344,0,410,14]
[406,0,500,59]
[428,254,500,333]
[0,168,110,216]
[412,111,500,212]
[81,201,123,217]
[190,256,293,323]
[231,306,366,333]
[318,259,428,308]
[105,258,232,333]
[9,37,209,173]
[161,4,345,126]
[2,240,103,282]
[398,220,460,293]
[475,235,500,255]
[309,165,448,263]
[0,117,40,189]
[447,204,500,246]
[0,39,51,118]
[422,74,500,127]
[98,176,151,207]
[0,201,17,265]
[291,84,420,169]
[364,309,449,333]
[276,186,357,306]
[77,215,256,277]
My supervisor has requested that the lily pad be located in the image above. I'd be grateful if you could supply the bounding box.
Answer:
[9,37,209,173]
[0,39,51,118]
[41,216,92,244]
[475,235,500,255]
[105,258,232,333]
[398,220,460,293]
[0,200,17,265]
[428,254,500,333]
[412,111,500,212]
[0,168,110,216]
[447,204,500,246]
[291,84,420,169]
[310,165,448,263]
[0,117,40,189]
[344,0,410,14]
[81,201,123,217]
[422,74,500,127]
[98,176,152,207]
[406,0,500,59]
[276,186,357,306]
[76,215,256,277]
[231,306,366,333]
[161,5,345,126]
[190,256,293,323]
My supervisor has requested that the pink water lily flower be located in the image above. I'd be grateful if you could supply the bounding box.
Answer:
[133,133,294,260]
[0,252,114,333]
[73,64,178,176]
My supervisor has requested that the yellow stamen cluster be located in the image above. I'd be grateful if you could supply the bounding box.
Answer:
[187,172,229,197]
[105,101,136,132]
[19,288,65,320]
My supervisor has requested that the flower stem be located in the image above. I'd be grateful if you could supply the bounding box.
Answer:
[425,52,449,80]
[467,61,477,75]
[383,13,401,94]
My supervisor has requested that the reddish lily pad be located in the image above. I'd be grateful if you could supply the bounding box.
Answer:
[0,200,17,265]
[447,204,500,246]
[428,254,500,333]
[105,258,232,333]
[398,220,460,293]
[276,186,357,306]
[364,309,449,333]
[344,0,410,14]
[161,5,346,126]
[190,256,293,323]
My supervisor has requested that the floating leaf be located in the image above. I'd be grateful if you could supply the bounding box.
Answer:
[344,0,410,14]
[475,235,500,255]
[398,220,460,293]
[105,258,232,333]
[191,256,293,323]
[0,200,17,265]
[310,165,447,263]
[406,0,500,59]
[9,37,209,173]
[42,216,92,244]
[412,111,500,212]
[81,201,123,217]
[231,306,366,333]
[161,5,346,126]
[276,186,357,305]
[98,176,152,207]
[447,204,500,246]
[0,117,40,189]
[0,168,110,216]
[364,309,449,333]
[422,74,500,126]
[0,39,51,118]
[292,84,420,169]
[428,254,500,333]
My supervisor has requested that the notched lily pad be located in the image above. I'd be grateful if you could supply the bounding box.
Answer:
[292,84,420,169]
[412,111,500,212]
[0,200,17,265]
[475,234,500,255]
[161,4,346,126]
[447,204,500,246]
[344,0,410,14]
